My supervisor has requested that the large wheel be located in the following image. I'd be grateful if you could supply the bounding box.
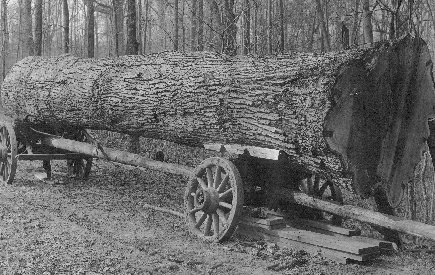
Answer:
[184,157,244,242]
[299,174,343,225]
[0,123,17,185]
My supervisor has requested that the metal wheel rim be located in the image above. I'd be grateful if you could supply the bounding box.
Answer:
[184,157,244,242]
[0,123,17,185]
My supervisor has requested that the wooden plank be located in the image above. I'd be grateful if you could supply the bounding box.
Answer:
[237,222,380,264]
[242,216,285,226]
[241,220,379,255]
[265,210,361,236]
[351,236,398,252]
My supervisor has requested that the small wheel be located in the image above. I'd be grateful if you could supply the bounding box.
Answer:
[0,123,17,185]
[184,157,244,242]
[299,174,343,225]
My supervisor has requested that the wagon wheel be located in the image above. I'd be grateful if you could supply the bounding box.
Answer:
[0,123,17,185]
[68,130,93,180]
[299,174,343,225]
[184,157,244,242]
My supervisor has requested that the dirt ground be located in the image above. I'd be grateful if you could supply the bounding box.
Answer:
[1,156,435,275]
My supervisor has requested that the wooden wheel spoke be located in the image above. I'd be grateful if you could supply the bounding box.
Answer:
[313,175,320,192]
[318,180,330,196]
[204,215,212,236]
[213,166,222,189]
[216,209,227,226]
[0,128,5,146]
[219,202,233,210]
[206,167,213,187]
[217,174,229,193]
[212,213,219,236]
[195,212,207,229]
[4,163,8,180]
[197,177,207,190]
[190,192,196,197]
[219,188,233,200]
[0,162,5,175]
[189,207,202,215]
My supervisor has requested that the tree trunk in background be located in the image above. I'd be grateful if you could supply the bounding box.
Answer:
[279,0,284,53]
[315,0,331,52]
[87,0,95,57]
[222,0,236,55]
[243,0,250,55]
[34,0,43,56]
[63,0,70,53]
[351,0,360,46]
[143,0,149,54]
[191,0,197,51]
[362,0,373,47]
[3,36,434,210]
[113,0,124,56]
[126,0,138,55]
[174,0,179,51]
[197,0,204,51]
[182,0,185,51]
[1,0,7,81]
[209,0,222,53]
[267,0,272,54]
[125,0,139,153]
[24,0,34,57]
[253,1,258,54]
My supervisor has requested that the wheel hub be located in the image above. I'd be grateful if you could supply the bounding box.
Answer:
[194,187,219,214]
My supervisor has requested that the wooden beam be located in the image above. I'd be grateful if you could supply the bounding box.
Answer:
[41,137,194,177]
[275,188,435,241]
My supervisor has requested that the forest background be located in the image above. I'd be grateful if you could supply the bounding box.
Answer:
[0,0,433,82]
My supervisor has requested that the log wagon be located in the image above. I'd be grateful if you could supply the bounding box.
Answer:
[1,35,435,250]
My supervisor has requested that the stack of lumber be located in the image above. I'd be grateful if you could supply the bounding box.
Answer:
[237,210,397,264]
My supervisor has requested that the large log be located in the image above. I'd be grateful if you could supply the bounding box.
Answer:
[1,35,434,206]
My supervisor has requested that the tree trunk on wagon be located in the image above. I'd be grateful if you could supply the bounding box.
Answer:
[1,36,434,209]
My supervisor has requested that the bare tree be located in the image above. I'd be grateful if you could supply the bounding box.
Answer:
[24,0,34,56]
[113,0,125,56]
[1,0,7,81]
[174,0,179,50]
[267,0,272,54]
[351,0,360,46]
[198,0,204,51]
[315,0,331,52]
[126,0,138,55]
[87,0,95,57]
[34,0,43,56]
[191,0,197,51]
[243,0,250,55]
[362,0,373,46]
[279,0,284,53]
[63,0,70,53]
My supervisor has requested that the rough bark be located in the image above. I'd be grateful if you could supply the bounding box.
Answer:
[2,36,434,207]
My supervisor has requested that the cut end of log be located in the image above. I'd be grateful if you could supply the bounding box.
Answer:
[324,36,435,206]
